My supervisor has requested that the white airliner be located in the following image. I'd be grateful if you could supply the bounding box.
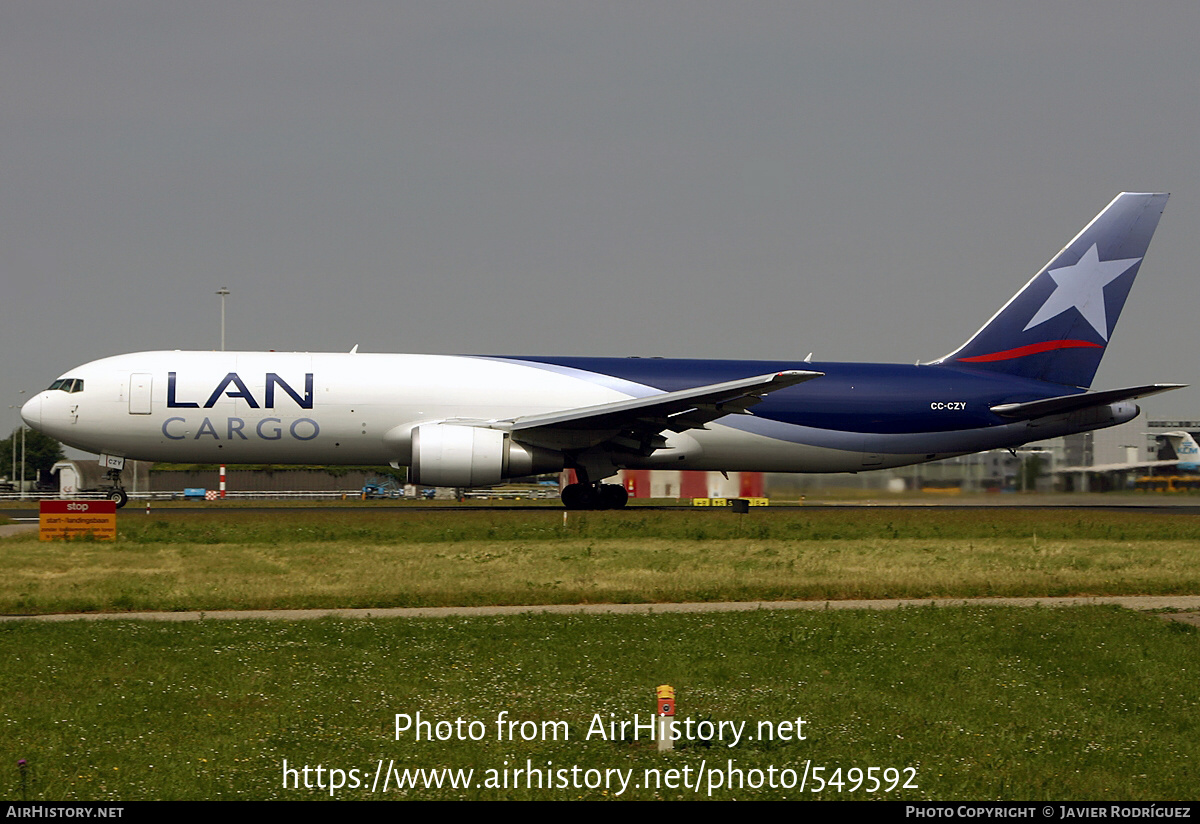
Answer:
[1061,431,1200,475]
[21,193,1182,508]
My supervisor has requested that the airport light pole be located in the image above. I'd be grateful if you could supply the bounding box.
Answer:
[215,287,230,500]
[9,391,24,497]
[216,287,230,352]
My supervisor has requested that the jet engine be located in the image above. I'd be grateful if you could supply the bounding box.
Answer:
[408,423,560,487]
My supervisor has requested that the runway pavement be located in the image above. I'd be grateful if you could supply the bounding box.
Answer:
[3,595,1200,624]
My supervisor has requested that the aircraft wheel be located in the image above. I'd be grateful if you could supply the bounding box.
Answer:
[598,484,629,509]
[561,483,595,510]
[108,488,129,508]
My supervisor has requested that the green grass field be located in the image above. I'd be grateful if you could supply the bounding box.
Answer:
[2,507,1199,800]
[2,607,1198,800]
[2,508,1199,613]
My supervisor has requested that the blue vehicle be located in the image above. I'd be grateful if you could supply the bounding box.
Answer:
[361,476,402,499]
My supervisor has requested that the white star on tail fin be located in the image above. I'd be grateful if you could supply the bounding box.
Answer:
[1022,244,1141,341]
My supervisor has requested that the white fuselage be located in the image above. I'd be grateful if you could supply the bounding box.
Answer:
[21,349,1139,479]
[21,351,842,473]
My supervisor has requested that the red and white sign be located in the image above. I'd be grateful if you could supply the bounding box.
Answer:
[39,500,117,541]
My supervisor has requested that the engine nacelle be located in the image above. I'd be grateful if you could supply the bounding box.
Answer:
[409,424,560,487]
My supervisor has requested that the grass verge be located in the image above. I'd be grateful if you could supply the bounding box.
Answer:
[2,509,1199,613]
[1,606,1196,800]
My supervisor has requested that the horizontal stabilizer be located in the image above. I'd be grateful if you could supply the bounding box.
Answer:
[990,384,1185,420]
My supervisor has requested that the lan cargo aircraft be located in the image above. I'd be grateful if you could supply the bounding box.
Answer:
[22,193,1183,509]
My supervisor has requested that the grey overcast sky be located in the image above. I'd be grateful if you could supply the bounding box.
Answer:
[4,1,1199,434]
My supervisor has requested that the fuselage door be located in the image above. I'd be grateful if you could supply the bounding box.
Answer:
[129,374,153,415]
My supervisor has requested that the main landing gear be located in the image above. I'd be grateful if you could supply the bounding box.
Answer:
[104,468,129,508]
[560,482,629,510]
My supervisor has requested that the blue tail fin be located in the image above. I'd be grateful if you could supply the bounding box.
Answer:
[938,192,1168,387]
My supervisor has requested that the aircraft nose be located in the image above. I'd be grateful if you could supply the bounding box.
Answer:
[20,395,41,429]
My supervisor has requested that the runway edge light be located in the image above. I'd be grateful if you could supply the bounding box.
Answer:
[657,685,675,752]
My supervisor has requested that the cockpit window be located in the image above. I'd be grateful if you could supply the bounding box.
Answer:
[47,378,84,393]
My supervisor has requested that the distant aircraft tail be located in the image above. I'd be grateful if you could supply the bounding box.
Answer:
[1159,431,1200,469]
[937,192,1168,388]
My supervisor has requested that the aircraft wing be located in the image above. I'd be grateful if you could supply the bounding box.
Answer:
[506,370,822,453]
[1056,459,1185,473]
[990,384,1186,420]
